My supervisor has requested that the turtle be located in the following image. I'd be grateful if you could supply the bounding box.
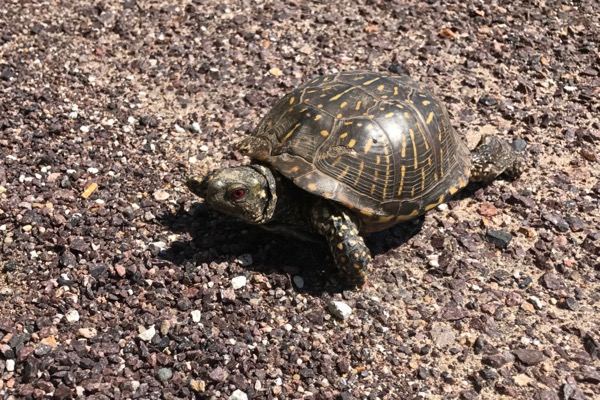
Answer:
[187,71,525,286]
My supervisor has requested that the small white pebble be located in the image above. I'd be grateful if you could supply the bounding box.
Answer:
[231,276,247,290]
[293,276,304,289]
[191,310,201,323]
[228,389,248,400]
[153,190,170,201]
[529,296,545,310]
[127,116,137,125]
[174,124,185,133]
[199,144,209,152]
[80,125,89,133]
[69,111,78,119]
[65,309,80,323]
[283,323,293,332]
[437,203,448,211]
[6,360,15,372]
[87,167,99,174]
[328,301,352,320]
[191,122,201,133]
[138,325,156,341]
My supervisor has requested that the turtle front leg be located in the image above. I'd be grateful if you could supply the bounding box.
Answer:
[310,201,370,286]
[470,135,526,184]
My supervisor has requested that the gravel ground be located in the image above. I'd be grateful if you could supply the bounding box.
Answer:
[0,0,599,399]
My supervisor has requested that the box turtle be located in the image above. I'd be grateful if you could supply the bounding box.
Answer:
[188,71,524,286]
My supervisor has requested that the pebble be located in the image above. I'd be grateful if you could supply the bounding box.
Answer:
[191,122,201,133]
[148,241,166,254]
[6,359,15,372]
[156,368,172,382]
[191,310,202,323]
[229,389,248,400]
[190,379,206,392]
[485,230,513,249]
[65,309,80,323]
[512,349,545,366]
[78,328,97,338]
[153,190,170,201]
[138,325,156,341]
[328,301,352,320]
[231,276,247,289]
[199,144,209,152]
[292,276,304,288]
[528,296,545,310]
[430,322,456,348]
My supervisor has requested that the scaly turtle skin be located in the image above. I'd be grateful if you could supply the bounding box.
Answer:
[188,71,525,286]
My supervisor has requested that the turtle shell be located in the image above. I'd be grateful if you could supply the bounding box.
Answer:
[239,71,472,233]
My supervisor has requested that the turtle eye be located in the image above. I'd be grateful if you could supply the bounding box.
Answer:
[229,188,247,200]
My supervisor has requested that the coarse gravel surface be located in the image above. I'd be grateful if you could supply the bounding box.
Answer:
[0,0,599,399]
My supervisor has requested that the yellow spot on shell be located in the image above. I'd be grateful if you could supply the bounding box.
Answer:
[337,113,343,118]
[360,209,374,216]
[394,87,398,95]
[422,100,431,106]
[289,97,295,105]
[375,155,381,165]
[289,165,300,173]
[315,115,322,121]
[448,186,459,195]
[377,84,385,91]
[340,101,347,108]
[364,138,373,154]
[421,167,426,192]
[307,183,318,191]
[344,121,353,125]
[355,101,362,110]
[337,243,344,250]
[385,112,394,118]
[320,130,329,137]
[340,132,348,138]
[348,139,356,148]
[317,104,323,108]
[426,112,434,124]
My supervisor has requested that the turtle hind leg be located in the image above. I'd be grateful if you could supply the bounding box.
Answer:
[470,134,526,184]
[310,201,370,287]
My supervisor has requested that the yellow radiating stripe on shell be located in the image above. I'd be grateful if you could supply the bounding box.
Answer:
[355,101,362,110]
[426,112,434,124]
[281,123,301,143]
[409,129,418,169]
[362,77,380,86]
[354,161,364,186]
[397,165,406,196]
[320,130,329,137]
[289,97,295,105]
[329,86,355,101]
[314,115,322,121]
[348,139,356,148]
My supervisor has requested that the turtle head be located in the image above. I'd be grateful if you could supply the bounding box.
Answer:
[187,166,276,224]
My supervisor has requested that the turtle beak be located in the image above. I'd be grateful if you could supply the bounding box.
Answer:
[186,175,208,198]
